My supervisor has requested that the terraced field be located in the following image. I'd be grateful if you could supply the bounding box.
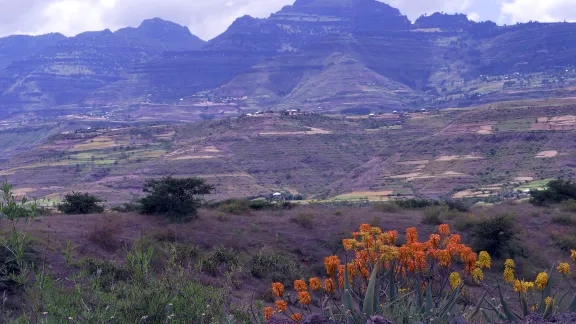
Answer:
[1,100,574,206]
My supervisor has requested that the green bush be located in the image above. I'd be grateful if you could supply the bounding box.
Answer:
[372,202,400,213]
[394,198,438,209]
[290,213,316,228]
[216,199,293,215]
[110,203,140,213]
[139,177,214,223]
[217,199,250,215]
[248,252,304,286]
[421,207,445,225]
[200,246,240,275]
[561,199,576,212]
[444,199,470,212]
[551,214,575,226]
[471,213,518,258]
[530,179,576,206]
[57,192,104,214]
[551,233,576,251]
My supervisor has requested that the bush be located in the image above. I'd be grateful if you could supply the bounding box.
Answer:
[248,252,304,285]
[89,221,121,252]
[290,213,316,228]
[110,203,140,213]
[372,202,400,213]
[561,199,576,212]
[200,246,239,275]
[139,177,214,223]
[444,199,470,212]
[471,213,518,258]
[422,207,444,225]
[216,199,294,215]
[217,199,250,215]
[394,198,438,209]
[530,179,576,206]
[57,192,104,214]
[551,233,576,251]
[551,214,575,226]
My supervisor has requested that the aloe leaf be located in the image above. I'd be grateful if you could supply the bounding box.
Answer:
[416,276,424,312]
[363,264,379,316]
[498,284,519,322]
[568,293,576,312]
[470,290,488,321]
[538,273,553,314]
[426,281,433,313]
[439,284,462,320]
[486,299,508,321]
[343,263,354,313]
[388,266,397,303]
[521,292,529,317]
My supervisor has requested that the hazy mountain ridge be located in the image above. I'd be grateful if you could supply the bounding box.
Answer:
[1,0,576,119]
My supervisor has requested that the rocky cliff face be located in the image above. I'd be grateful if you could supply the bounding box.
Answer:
[1,0,576,117]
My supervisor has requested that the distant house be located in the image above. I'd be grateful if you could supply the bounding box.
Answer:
[368,113,376,118]
[272,192,283,200]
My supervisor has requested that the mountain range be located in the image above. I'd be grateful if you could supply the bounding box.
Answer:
[1,0,576,121]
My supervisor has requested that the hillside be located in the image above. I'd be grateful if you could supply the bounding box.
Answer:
[0,0,576,122]
[0,98,573,206]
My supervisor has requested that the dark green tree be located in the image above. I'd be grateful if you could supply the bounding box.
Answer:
[530,179,576,206]
[58,192,105,214]
[139,177,214,222]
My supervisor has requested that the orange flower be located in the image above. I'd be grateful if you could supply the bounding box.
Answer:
[271,282,285,297]
[360,224,371,233]
[324,256,340,277]
[298,291,312,305]
[435,249,451,267]
[275,300,288,313]
[346,263,357,278]
[386,230,398,245]
[438,224,450,236]
[428,234,441,248]
[263,307,275,321]
[290,313,303,322]
[294,280,307,292]
[324,278,336,293]
[309,277,322,290]
[406,227,418,244]
[342,239,356,251]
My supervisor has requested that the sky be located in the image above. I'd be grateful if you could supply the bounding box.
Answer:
[0,0,575,41]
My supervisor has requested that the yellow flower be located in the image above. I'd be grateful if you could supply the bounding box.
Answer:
[504,266,515,284]
[271,282,285,297]
[263,307,275,321]
[545,296,554,308]
[535,272,549,290]
[558,262,571,275]
[514,280,534,293]
[505,259,515,268]
[571,250,576,263]
[290,313,303,322]
[472,267,484,284]
[478,251,491,269]
[309,277,322,290]
[294,280,307,292]
[275,300,287,313]
[298,291,312,305]
[449,272,462,289]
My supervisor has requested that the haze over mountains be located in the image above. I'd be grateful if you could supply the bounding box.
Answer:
[0,0,576,121]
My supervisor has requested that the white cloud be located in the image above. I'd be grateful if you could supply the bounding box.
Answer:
[0,0,576,40]
[499,0,576,24]
[467,12,481,21]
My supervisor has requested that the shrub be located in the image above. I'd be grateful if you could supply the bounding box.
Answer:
[200,246,239,275]
[248,252,304,286]
[151,228,178,243]
[551,214,575,226]
[444,199,470,212]
[110,203,140,213]
[217,199,293,215]
[372,202,399,213]
[290,213,316,228]
[139,177,214,223]
[57,192,104,214]
[561,199,576,212]
[471,213,518,258]
[89,220,121,252]
[551,233,576,251]
[530,179,576,206]
[422,207,444,225]
[394,198,437,209]
[218,199,250,215]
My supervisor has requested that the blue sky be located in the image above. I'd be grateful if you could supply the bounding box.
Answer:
[0,0,574,40]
